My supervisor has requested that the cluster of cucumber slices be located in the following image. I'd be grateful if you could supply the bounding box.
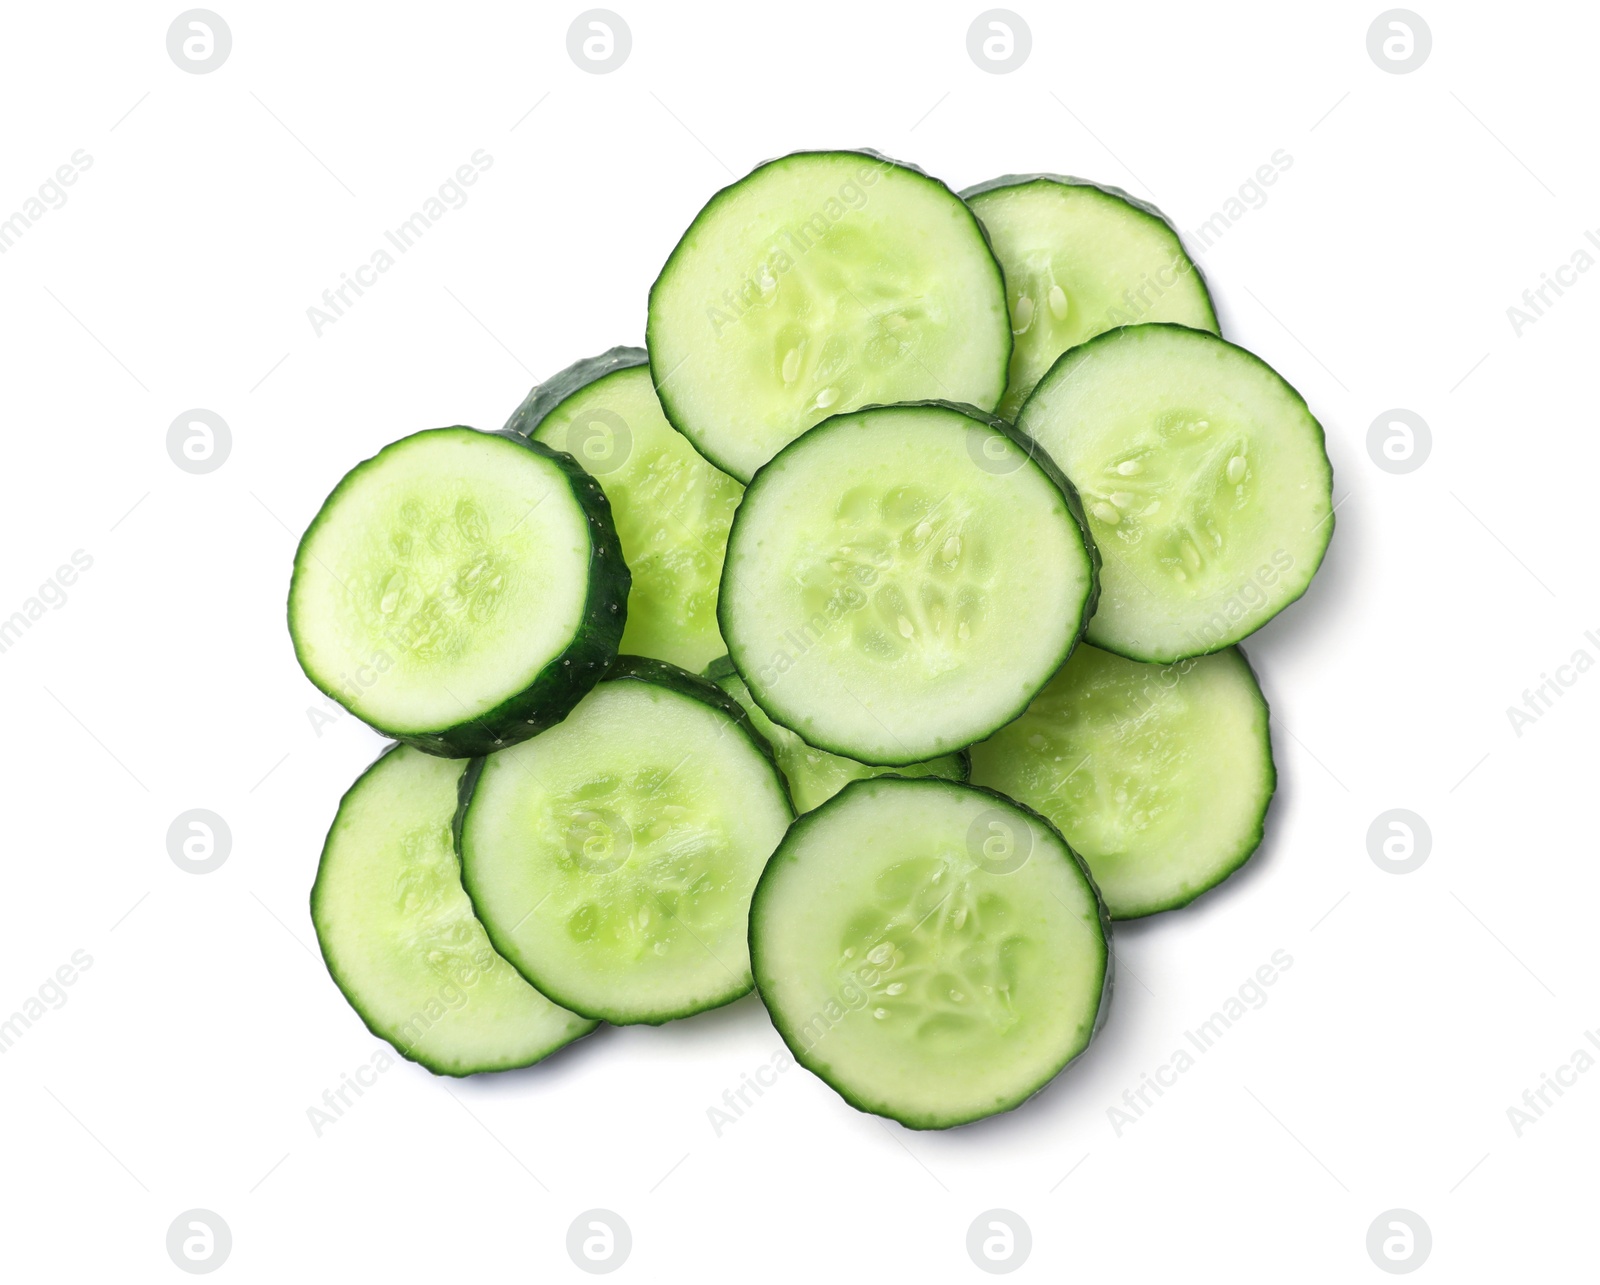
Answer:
[294,150,1332,1128]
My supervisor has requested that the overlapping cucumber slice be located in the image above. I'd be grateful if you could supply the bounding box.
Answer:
[963,174,1218,418]
[704,656,967,812]
[719,401,1098,765]
[311,746,597,1075]
[289,427,628,755]
[750,778,1110,1128]
[970,643,1275,918]
[1017,324,1333,662]
[648,150,1011,482]
[509,349,743,672]
[459,658,793,1025]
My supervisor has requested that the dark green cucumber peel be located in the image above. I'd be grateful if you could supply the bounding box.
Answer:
[718,399,1101,766]
[959,172,1219,331]
[502,346,648,440]
[646,149,1013,479]
[749,777,1115,1130]
[701,653,743,685]
[288,427,630,757]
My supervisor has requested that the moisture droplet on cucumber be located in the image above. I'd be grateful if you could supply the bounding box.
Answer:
[289,427,629,755]
[1017,324,1333,662]
[750,777,1111,1129]
[719,401,1098,765]
[704,656,967,812]
[508,348,743,673]
[311,746,597,1075]
[962,174,1218,419]
[647,150,1012,482]
[970,643,1275,918]
[459,658,793,1025]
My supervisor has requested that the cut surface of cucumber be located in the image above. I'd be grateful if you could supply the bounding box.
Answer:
[969,643,1274,918]
[963,175,1218,419]
[648,150,1011,482]
[459,658,793,1025]
[719,401,1098,765]
[289,427,628,755]
[704,656,967,812]
[508,348,743,672]
[750,777,1110,1129]
[1017,325,1332,662]
[311,746,597,1075]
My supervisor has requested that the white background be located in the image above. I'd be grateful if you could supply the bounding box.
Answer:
[1,1,1594,1279]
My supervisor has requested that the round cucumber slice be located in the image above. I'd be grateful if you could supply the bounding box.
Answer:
[962,174,1218,419]
[459,657,794,1025]
[289,427,628,756]
[1016,325,1333,662]
[508,348,743,673]
[719,401,1099,766]
[750,777,1111,1129]
[647,150,1012,482]
[704,656,967,812]
[311,746,597,1076]
[969,643,1275,918]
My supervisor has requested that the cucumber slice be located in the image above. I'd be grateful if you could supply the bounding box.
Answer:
[289,427,628,756]
[647,150,1011,482]
[963,174,1218,419]
[704,656,967,812]
[459,657,794,1025]
[508,348,743,673]
[750,777,1110,1129]
[1016,325,1333,662]
[311,746,597,1075]
[719,401,1098,765]
[969,643,1274,918]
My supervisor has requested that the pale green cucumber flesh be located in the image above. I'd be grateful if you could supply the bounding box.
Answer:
[750,778,1111,1128]
[512,350,742,673]
[311,746,597,1076]
[720,401,1098,765]
[969,643,1274,918]
[705,656,966,812]
[1017,325,1333,662]
[964,175,1217,419]
[459,660,793,1025]
[288,427,627,755]
[648,150,1011,482]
